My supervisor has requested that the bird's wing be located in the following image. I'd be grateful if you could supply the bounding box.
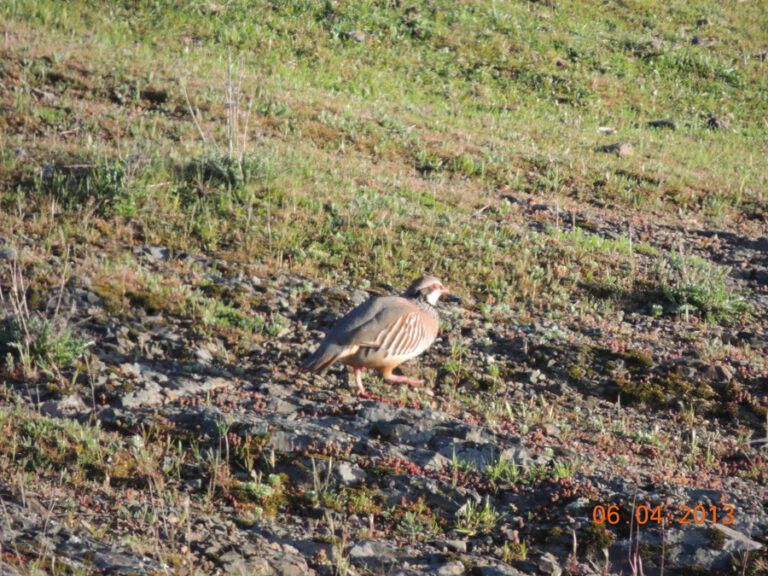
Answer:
[326,295,422,349]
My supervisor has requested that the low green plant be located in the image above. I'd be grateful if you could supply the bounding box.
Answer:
[3,316,92,382]
[486,457,522,486]
[396,499,440,543]
[38,160,127,216]
[455,496,503,536]
[551,458,576,480]
[653,249,752,323]
[501,539,528,562]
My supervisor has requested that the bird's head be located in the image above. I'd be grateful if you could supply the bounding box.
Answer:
[404,275,449,306]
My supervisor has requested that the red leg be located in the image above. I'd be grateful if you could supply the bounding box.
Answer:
[384,374,424,387]
[354,367,367,395]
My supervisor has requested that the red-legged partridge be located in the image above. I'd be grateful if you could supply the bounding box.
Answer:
[301,276,449,395]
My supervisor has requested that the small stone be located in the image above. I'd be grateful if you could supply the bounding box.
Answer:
[0,248,18,260]
[348,30,366,43]
[443,539,468,553]
[186,478,203,490]
[437,560,465,575]
[348,540,399,570]
[538,552,562,576]
[270,555,310,576]
[40,394,88,418]
[715,365,734,382]
[194,345,214,364]
[220,550,271,576]
[337,461,366,485]
[501,526,518,542]
[120,363,142,378]
[564,497,590,512]
[140,246,171,260]
[597,142,634,157]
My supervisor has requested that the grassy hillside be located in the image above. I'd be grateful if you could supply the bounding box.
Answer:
[2,0,767,301]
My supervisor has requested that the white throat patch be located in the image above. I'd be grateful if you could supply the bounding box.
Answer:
[426,290,442,306]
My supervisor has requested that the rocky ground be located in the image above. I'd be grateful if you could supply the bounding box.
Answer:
[1,198,767,576]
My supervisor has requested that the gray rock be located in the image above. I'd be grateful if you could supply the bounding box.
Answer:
[441,539,468,553]
[436,560,465,575]
[0,247,18,260]
[538,552,562,576]
[596,142,634,157]
[416,450,452,471]
[40,394,89,418]
[474,564,528,576]
[90,546,165,574]
[337,461,366,485]
[349,540,400,570]
[135,246,171,260]
[716,364,734,382]
[270,555,312,576]
[121,381,163,408]
[712,523,763,552]
[220,550,272,575]
[664,525,736,572]
[194,345,214,364]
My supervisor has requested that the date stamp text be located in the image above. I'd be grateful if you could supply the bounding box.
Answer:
[592,504,734,526]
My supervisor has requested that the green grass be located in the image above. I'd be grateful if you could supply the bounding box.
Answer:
[1,0,765,316]
[653,250,753,323]
[455,496,504,536]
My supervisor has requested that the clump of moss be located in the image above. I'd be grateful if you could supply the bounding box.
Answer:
[616,379,667,407]
[622,349,654,372]
[637,542,662,560]
[618,366,717,410]
[566,364,585,381]
[716,402,739,420]
[656,366,716,402]
[575,219,598,231]
[750,404,768,421]
[127,289,184,316]
[127,290,166,314]
[709,527,727,550]
[26,286,44,311]
[93,282,124,314]
[578,524,616,556]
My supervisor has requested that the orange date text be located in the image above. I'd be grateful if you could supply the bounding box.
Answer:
[592,504,734,526]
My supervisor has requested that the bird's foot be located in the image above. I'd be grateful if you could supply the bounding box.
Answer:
[385,374,424,387]
[353,367,369,397]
